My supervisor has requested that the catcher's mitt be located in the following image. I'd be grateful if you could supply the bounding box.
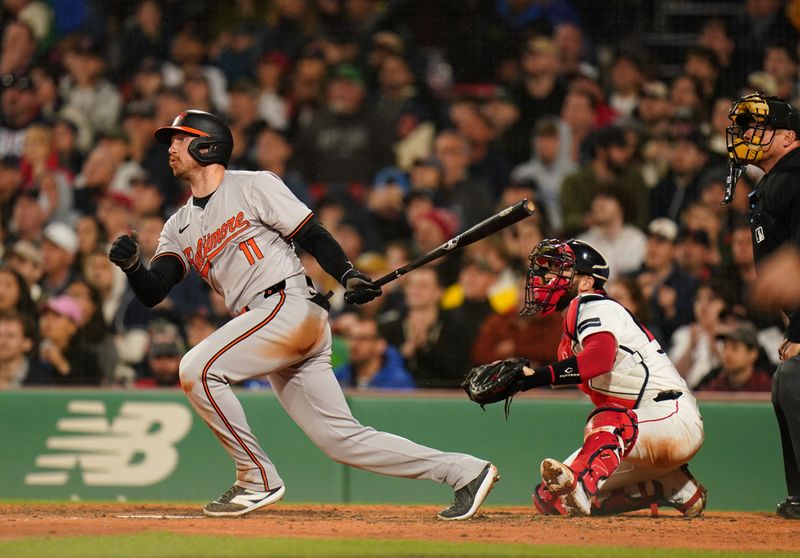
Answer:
[462,358,529,417]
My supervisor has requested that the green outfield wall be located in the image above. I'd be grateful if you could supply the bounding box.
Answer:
[0,390,779,510]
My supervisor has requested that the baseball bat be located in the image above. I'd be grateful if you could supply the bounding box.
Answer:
[344,199,535,303]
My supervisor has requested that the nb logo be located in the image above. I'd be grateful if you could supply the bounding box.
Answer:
[25,400,192,487]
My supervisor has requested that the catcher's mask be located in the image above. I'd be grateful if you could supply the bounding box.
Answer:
[522,239,609,317]
[154,110,234,167]
[726,93,800,166]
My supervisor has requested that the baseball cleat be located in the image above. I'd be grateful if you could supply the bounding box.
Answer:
[540,458,591,516]
[661,465,707,518]
[203,484,286,517]
[438,463,499,520]
[777,496,800,519]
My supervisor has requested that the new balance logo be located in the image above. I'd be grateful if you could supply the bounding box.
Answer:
[25,400,192,486]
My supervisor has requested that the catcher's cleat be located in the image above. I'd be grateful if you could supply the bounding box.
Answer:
[203,484,285,517]
[540,458,591,516]
[777,496,800,519]
[438,463,499,520]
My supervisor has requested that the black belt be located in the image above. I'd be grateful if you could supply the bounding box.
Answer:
[654,390,682,402]
[244,277,330,313]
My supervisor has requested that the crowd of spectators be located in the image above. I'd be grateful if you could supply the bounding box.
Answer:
[0,0,795,393]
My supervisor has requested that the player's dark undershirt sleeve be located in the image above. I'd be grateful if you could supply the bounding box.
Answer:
[293,217,353,285]
[124,255,185,307]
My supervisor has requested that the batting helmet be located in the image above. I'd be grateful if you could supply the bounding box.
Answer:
[154,110,233,167]
[726,92,800,166]
[522,238,609,316]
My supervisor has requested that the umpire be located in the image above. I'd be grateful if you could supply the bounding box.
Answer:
[727,92,800,519]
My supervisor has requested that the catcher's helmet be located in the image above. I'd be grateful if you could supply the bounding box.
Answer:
[522,238,609,317]
[726,92,800,165]
[154,110,233,167]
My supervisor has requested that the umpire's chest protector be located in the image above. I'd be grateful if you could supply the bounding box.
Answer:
[749,147,800,264]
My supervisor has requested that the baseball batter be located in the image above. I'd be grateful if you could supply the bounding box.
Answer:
[108,110,498,519]
[470,238,706,516]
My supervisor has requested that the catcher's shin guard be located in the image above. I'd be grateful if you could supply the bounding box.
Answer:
[532,481,568,515]
[570,406,638,495]
[593,465,707,517]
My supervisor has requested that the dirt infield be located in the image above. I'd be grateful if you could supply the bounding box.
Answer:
[1,504,799,552]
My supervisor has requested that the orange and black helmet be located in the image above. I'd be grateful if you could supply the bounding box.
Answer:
[155,110,233,167]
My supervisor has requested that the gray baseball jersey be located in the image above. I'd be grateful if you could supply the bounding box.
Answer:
[165,169,490,500]
[153,170,311,315]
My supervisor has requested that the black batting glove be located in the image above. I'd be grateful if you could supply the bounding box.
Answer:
[109,233,141,272]
[342,268,382,305]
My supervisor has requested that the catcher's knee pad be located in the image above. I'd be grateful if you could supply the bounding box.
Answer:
[584,406,639,457]
[569,406,639,495]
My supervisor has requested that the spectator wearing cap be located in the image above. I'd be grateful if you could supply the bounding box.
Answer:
[629,218,701,345]
[136,320,185,388]
[254,51,290,132]
[636,81,672,139]
[560,125,648,237]
[212,23,262,85]
[0,310,39,389]
[40,221,79,299]
[676,227,715,282]
[227,79,268,160]
[72,142,120,214]
[27,294,102,385]
[128,59,164,106]
[650,130,710,223]
[293,63,394,186]
[511,115,576,233]
[60,36,122,139]
[607,51,645,118]
[576,190,646,280]
[366,166,413,249]
[252,127,310,206]
[431,129,495,230]
[408,207,462,286]
[128,173,167,218]
[700,323,773,392]
[120,104,178,209]
[0,71,41,159]
[509,36,567,147]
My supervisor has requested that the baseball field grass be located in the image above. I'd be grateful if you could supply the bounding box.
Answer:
[0,534,797,558]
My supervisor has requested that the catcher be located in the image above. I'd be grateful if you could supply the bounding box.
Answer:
[464,238,706,517]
